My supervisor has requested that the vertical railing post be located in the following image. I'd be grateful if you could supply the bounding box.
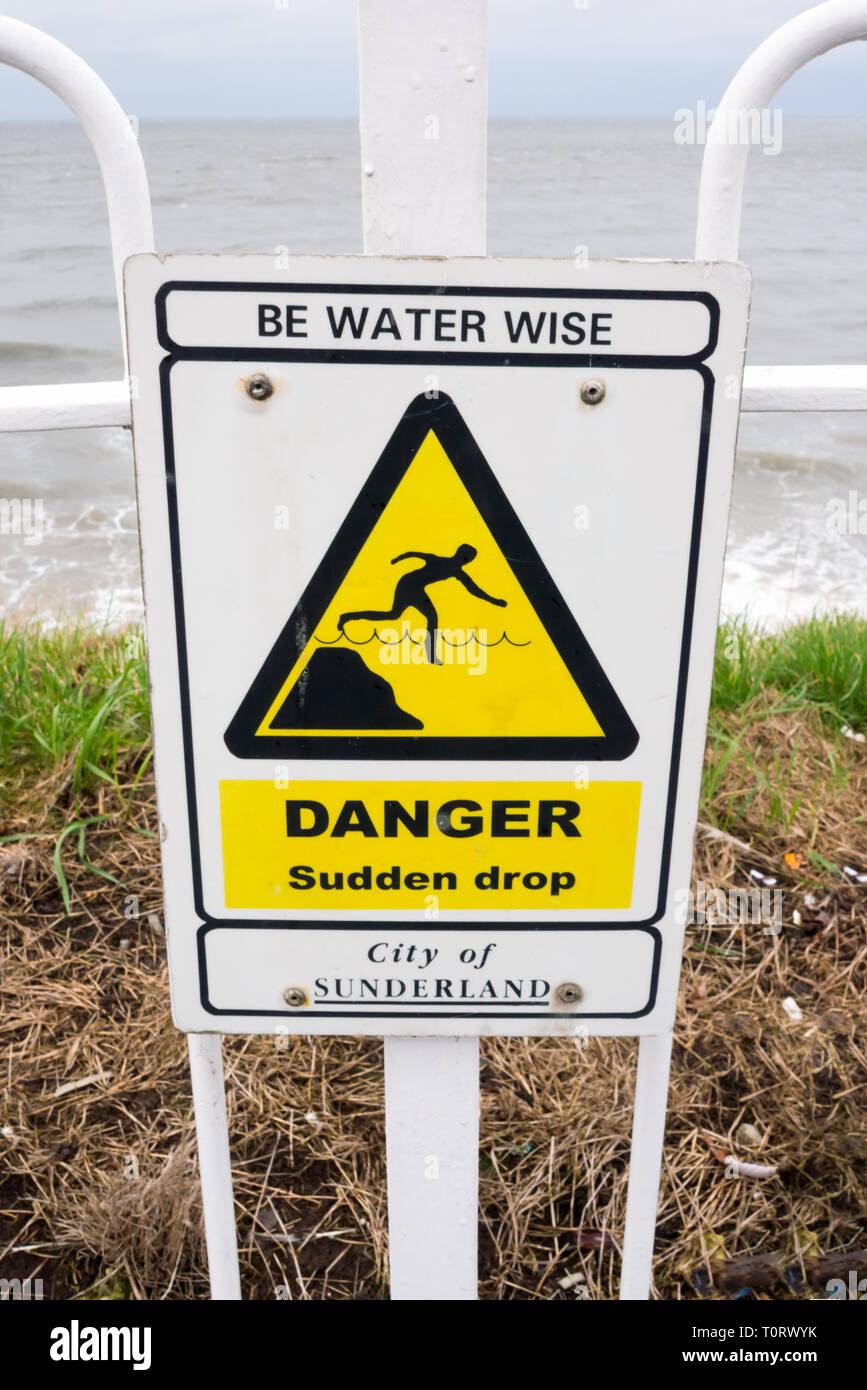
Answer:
[619,1033,675,1300]
[187,1034,242,1300]
[357,0,488,1300]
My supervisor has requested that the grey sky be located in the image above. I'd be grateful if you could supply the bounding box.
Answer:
[0,0,865,120]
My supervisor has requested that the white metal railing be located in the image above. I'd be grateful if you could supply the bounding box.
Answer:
[3,8,867,434]
[697,0,867,258]
[2,0,866,1305]
[697,0,867,411]
[0,16,152,431]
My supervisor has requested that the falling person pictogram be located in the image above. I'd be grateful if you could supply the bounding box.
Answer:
[225,394,638,758]
[336,542,507,663]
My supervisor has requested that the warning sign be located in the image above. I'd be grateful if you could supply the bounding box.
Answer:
[125,253,750,1037]
[220,778,642,910]
[225,394,637,759]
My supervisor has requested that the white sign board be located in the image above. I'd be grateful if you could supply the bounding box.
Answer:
[125,254,750,1037]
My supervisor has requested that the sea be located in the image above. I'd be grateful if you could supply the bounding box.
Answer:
[1,118,865,629]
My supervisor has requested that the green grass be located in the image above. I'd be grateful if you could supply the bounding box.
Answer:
[0,611,863,855]
[0,620,152,819]
[712,612,867,731]
[702,613,866,841]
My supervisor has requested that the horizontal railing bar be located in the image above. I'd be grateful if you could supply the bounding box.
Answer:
[0,381,131,432]
[741,364,867,411]
[2,364,866,434]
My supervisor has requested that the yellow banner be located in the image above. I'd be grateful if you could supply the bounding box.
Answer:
[220,779,641,911]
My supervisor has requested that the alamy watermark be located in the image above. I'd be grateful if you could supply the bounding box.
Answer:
[826,1271,867,1299]
[674,879,783,934]
[825,491,867,536]
[0,497,45,545]
[377,623,488,674]
[674,101,783,156]
[49,1321,151,1370]
[0,1276,43,1300]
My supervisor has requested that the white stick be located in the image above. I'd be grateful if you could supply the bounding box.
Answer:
[188,1034,242,1300]
[619,1032,674,1300]
[358,0,487,256]
[358,0,487,1301]
[384,1036,480,1300]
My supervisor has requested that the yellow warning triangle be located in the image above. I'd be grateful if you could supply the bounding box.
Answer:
[225,394,637,760]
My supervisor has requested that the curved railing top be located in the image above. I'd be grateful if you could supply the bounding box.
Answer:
[0,15,154,367]
[696,0,867,260]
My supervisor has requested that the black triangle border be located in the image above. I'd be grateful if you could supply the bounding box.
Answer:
[224,392,639,760]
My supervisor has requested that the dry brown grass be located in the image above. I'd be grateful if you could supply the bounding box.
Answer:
[1,699,864,1300]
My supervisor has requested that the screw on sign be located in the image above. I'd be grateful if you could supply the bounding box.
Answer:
[245,372,274,402]
[555,982,584,1005]
[579,378,606,405]
[282,986,307,1009]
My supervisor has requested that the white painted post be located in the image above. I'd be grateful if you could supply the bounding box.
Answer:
[0,18,241,1306]
[357,0,487,1300]
[619,1033,674,1300]
[358,0,488,256]
[383,1038,480,1299]
[187,1034,242,1300]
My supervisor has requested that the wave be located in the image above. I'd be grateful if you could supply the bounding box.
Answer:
[315,629,530,649]
[3,295,117,315]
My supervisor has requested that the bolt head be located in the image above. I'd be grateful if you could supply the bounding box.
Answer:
[282,986,307,1008]
[246,372,274,402]
[579,379,605,406]
[555,981,583,1005]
